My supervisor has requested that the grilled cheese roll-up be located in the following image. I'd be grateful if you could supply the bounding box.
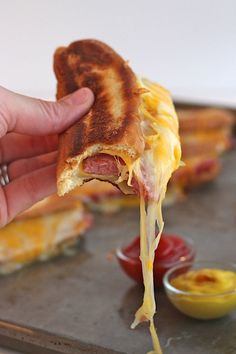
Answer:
[177,109,235,158]
[171,156,220,192]
[16,194,81,220]
[178,108,234,133]
[55,39,181,354]
[55,40,181,201]
[0,201,92,274]
[180,130,233,157]
[55,39,144,197]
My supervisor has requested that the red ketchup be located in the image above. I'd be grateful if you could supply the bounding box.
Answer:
[116,234,195,287]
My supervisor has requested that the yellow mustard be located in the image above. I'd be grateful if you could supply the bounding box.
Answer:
[169,268,236,319]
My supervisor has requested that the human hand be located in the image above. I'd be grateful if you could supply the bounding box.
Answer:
[0,86,94,227]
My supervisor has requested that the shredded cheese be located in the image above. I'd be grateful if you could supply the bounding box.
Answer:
[130,78,181,354]
[78,76,181,353]
[0,207,86,273]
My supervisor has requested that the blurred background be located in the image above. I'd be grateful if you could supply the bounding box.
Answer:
[0,2,235,354]
[0,0,235,106]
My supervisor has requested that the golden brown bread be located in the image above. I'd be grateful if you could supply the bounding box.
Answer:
[178,108,234,132]
[16,194,82,220]
[180,129,233,157]
[54,39,145,196]
[72,180,121,201]
[0,208,92,274]
[177,108,235,158]
[171,156,221,190]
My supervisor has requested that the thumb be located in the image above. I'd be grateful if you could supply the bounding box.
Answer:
[0,86,94,137]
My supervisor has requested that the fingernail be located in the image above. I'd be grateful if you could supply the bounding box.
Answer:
[63,88,93,105]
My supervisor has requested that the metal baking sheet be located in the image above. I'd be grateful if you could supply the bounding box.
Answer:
[0,151,235,354]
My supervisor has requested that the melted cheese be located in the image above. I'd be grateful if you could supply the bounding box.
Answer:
[0,208,88,273]
[130,78,181,354]
[78,77,181,353]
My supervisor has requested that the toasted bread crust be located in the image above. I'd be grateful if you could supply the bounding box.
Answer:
[54,40,144,195]
[16,194,83,220]
[171,157,221,189]
[178,109,234,132]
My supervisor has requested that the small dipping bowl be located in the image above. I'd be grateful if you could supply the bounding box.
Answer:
[163,261,236,320]
[116,234,195,287]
